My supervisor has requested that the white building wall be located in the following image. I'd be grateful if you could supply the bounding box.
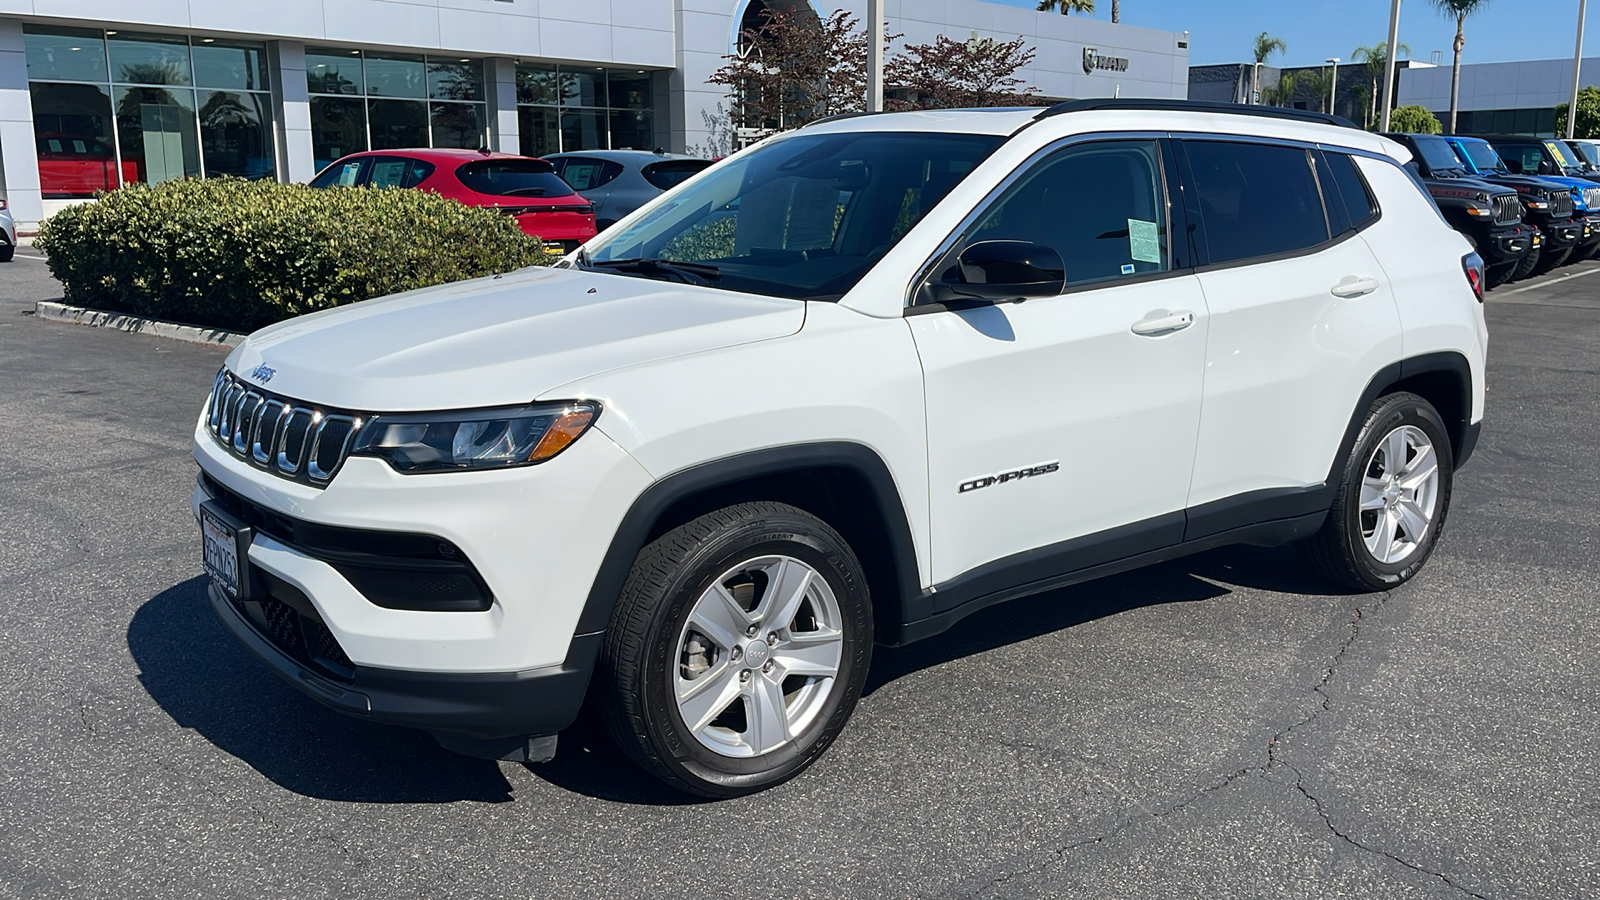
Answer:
[1400,57,1600,112]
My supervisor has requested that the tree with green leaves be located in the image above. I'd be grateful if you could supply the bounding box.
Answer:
[1252,32,1286,104]
[1351,41,1410,129]
[1264,70,1299,108]
[1300,67,1333,113]
[1036,0,1094,14]
[1555,85,1600,139]
[1431,0,1492,133]
[1390,105,1443,134]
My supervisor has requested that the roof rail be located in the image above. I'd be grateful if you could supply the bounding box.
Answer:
[1035,98,1359,130]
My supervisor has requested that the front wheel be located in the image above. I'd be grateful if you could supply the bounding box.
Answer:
[1533,244,1573,274]
[598,502,873,797]
[1512,245,1542,281]
[1297,392,1454,591]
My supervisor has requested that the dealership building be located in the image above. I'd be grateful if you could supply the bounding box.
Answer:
[1399,56,1600,134]
[0,0,1189,231]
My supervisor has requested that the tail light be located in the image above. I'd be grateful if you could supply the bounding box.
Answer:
[1462,251,1485,303]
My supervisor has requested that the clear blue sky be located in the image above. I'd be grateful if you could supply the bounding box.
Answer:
[986,0,1589,68]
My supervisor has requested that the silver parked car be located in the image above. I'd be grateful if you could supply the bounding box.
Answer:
[0,199,16,262]
[545,150,713,230]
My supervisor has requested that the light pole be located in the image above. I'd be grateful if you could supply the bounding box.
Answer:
[1380,0,1402,131]
[1326,57,1341,115]
[867,0,884,112]
[1567,0,1588,139]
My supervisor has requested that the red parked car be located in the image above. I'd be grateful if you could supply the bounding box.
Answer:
[309,149,597,254]
[36,133,139,198]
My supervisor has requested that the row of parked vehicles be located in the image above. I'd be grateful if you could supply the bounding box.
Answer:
[1385,131,1600,289]
[308,147,712,254]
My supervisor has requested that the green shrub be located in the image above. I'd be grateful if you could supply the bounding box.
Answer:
[35,177,552,332]
[1389,105,1443,135]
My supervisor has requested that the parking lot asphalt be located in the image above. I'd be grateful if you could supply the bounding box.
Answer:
[1,247,1597,899]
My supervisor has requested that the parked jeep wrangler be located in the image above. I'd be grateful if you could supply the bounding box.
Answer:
[196,100,1488,797]
[1452,135,1600,266]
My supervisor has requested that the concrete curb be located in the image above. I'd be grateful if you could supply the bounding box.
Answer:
[33,301,244,348]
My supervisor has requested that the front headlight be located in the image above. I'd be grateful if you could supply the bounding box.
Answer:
[349,401,599,473]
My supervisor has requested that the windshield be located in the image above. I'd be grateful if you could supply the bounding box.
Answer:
[1572,141,1600,167]
[1545,140,1581,170]
[583,131,1004,300]
[1455,139,1506,173]
[1414,135,1468,174]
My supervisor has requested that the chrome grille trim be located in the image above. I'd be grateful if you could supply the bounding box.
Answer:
[1492,194,1521,226]
[1584,186,1600,211]
[204,369,364,488]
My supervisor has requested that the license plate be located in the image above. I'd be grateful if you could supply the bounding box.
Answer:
[201,508,241,598]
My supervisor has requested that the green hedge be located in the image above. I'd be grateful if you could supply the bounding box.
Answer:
[35,177,551,332]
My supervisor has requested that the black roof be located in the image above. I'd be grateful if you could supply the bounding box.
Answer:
[1037,98,1358,130]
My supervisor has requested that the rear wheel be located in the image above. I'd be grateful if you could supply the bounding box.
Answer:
[1485,262,1515,289]
[0,245,13,262]
[1298,392,1454,591]
[598,502,873,797]
[1533,244,1573,274]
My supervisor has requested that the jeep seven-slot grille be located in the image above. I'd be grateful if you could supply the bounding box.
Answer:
[1492,194,1522,226]
[1584,186,1600,212]
[206,368,363,487]
[1551,191,1575,218]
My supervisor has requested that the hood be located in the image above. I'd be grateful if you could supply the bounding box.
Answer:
[226,266,805,411]
[1476,172,1570,194]
[1426,174,1517,198]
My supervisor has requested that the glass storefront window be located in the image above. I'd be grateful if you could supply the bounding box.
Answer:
[515,63,657,153]
[30,82,122,197]
[115,85,201,184]
[561,108,606,153]
[519,106,559,157]
[199,90,274,179]
[610,109,653,151]
[310,97,366,171]
[109,33,191,86]
[428,60,483,102]
[364,54,426,99]
[431,103,485,149]
[24,29,108,83]
[368,98,429,149]
[306,50,364,95]
[192,40,267,91]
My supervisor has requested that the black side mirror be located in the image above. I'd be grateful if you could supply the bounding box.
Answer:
[930,240,1065,305]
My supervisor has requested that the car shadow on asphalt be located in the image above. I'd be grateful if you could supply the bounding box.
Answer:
[128,576,517,804]
[130,546,1345,807]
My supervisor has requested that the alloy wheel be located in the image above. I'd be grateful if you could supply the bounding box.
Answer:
[1359,424,1441,565]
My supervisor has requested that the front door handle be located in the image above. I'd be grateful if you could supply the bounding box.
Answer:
[1130,309,1195,336]
[1331,276,1380,298]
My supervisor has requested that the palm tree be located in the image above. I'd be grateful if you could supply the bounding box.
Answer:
[1300,67,1333,113]
[1252,32,1287,105]
[1265,70,1299,108]
[1112,0,1120,23]
[1036,0,1094,14]
[1431,0,1492,133]
[1351,41,1410,129]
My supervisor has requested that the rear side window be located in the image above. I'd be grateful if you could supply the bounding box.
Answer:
[1183,140,1330,265]
[455,160,576,198]
[1323,152,1379,228]
[367,157,434,188]
[558,157,623,191]
[310,158,367,188]
[642,159,713,190]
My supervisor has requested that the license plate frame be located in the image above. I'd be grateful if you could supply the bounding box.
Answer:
[200,502,250,600]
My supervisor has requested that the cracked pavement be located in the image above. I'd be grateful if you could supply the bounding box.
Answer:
[2,249,1597,898]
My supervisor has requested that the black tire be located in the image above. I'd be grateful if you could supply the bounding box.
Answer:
[598,501,873,798]
[1485,262,1516,289]
[0,245,13,262]
[1512,245,1542,281]
[1297,392,1454,591]
[1533,244,1572,274]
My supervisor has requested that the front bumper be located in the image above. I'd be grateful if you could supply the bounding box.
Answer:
[1479,221,1535,265]
[1538,216,1583,247]
[208,580,598,752]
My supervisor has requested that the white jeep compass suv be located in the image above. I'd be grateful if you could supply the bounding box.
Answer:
[194,100,1488,797]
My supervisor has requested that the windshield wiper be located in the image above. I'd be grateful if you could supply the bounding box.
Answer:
[586,257,722,285]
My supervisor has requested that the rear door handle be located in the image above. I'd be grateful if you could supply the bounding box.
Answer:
[1130,310,1195,336]
[1330,276,1380,298]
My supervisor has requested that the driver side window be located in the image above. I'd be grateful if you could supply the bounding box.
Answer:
[942,140,1171,292]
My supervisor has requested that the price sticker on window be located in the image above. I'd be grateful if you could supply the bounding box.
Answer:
[1128,218,1162,264]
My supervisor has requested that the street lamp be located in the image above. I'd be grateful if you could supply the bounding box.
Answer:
[1326,57,1340,115]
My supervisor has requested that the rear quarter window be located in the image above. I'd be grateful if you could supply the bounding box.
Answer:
[642,159,713,191]
[1182,140,1331,266]
[558,158,624,191]
[1323,152,1379,229]
[455,160,576,198]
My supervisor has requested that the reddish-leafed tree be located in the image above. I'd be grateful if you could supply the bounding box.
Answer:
[708,8,877,132]
[886,35,1041,110]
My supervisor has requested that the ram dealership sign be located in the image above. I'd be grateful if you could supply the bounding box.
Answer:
[1082,47,1130,74]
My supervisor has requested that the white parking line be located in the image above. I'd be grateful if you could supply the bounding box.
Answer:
[1492,264,1600,298]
